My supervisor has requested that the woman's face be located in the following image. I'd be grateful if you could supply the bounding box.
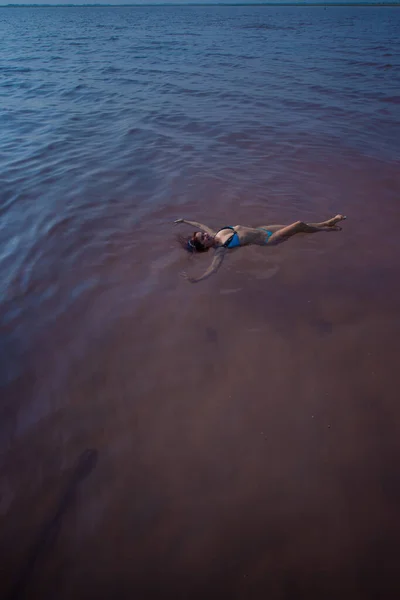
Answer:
[194,231,213,248]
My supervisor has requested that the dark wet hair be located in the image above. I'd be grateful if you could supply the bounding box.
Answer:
[176,232,210,254]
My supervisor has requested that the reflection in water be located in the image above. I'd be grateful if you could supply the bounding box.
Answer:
[7,450,98,600]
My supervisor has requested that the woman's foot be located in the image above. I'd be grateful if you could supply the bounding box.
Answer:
[324,214,347,227]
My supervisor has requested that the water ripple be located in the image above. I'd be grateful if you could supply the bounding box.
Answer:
[0,3,399,415]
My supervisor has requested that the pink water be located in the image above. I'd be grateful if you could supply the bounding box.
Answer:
[1,5,400,599]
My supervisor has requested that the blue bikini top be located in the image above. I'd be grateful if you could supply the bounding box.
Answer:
[219,226,241,249]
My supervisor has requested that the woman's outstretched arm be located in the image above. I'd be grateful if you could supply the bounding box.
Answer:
[175,219,216,236]
[181,247,226,283]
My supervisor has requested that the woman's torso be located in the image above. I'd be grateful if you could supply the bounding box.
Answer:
[215,225,267,248]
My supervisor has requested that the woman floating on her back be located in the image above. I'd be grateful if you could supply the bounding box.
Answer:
[176,214,346,283]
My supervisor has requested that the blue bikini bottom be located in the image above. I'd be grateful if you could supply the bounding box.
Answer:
[259,228,273,242]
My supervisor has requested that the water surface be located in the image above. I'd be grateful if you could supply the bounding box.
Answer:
[1,5,400,599]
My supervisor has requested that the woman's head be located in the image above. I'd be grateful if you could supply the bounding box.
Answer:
[177,231,214,254]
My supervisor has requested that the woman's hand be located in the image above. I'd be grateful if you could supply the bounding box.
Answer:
[180,248,225,284]
[174,219,216,236]
[180,271,197,284]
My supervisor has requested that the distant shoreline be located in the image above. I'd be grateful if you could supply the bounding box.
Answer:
[1,2,400,7]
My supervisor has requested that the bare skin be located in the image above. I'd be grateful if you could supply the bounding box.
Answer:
[175,215,346,283]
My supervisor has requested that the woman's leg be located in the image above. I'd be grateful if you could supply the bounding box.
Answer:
[268,215,346,244]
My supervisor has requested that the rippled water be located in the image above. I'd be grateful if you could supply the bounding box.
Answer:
[1,5,400,599]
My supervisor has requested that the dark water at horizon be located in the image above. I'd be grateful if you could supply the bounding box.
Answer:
[1,5,400,599]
